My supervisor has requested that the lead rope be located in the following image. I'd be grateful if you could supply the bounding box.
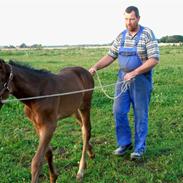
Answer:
[1,71,131,103]
[95,70,131,100]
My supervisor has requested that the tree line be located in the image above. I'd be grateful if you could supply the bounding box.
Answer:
[158,35,183,43]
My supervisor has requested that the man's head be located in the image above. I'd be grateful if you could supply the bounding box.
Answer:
[124,6,140,32]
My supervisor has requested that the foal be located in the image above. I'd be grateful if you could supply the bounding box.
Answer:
[0,59,95,182]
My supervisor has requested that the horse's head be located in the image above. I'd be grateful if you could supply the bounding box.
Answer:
[0,59,13,107]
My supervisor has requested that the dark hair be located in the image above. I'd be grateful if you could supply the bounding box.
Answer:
[125,6,140,18]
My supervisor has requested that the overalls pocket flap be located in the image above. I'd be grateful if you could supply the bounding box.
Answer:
[119,47,136,56]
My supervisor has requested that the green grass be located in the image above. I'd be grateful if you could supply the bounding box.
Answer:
[0,46,183,183]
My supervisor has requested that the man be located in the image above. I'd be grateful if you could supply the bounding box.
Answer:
[89,6,159,160]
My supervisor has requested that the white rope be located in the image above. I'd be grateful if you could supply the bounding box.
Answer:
[95,71,130,100]
[1,71,131,104]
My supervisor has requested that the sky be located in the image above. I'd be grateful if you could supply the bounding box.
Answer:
[0,0,182,46]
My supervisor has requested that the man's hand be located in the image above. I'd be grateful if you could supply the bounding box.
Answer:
[124,70,137,81]
[88,67,97,76]
[124,58,159,81]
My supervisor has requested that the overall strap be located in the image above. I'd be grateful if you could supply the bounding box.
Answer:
[120,30,127,46]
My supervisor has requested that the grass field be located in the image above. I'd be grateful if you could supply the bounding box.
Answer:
[0,46,183,183]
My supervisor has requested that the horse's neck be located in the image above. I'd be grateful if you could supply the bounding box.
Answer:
[12,67,45,99]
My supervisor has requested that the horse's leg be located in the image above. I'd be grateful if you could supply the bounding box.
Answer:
[73,110,82,126]
[45,146,58,183]
[82,108,95,159]
[74,109,94,158]
[76,108,94,181]
[31,122,56,183]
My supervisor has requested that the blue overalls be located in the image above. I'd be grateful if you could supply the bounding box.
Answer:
[113,26,152,154]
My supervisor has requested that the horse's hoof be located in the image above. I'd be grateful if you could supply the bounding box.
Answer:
[76,172,84,182]
[50,172,59,183]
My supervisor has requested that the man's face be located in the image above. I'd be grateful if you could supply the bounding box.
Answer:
[124,11,140,32]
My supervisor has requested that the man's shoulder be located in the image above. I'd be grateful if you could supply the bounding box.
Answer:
[142,26,154,34]
[114,32,123,42]
[141,26,157,40]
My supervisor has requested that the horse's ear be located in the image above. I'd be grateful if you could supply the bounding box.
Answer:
[0,59,5,70]
[0,58,5,64]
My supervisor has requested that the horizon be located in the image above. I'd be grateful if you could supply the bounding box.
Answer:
[1,35,182,47]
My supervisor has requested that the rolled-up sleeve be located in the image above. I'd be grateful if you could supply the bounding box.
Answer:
[146,30,160,61]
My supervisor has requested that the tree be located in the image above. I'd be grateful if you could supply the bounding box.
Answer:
[159,35,183,43]
[19,43,28,48]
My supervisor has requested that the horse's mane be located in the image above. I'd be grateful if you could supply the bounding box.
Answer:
[9,60,54,76]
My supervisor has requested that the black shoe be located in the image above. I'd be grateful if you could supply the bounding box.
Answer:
[113,143,133,156]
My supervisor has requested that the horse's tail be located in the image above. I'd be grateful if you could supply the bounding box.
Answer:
[72,67,94,109]
[72,67,94,91]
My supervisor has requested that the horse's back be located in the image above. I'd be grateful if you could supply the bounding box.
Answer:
[59,66,94,89]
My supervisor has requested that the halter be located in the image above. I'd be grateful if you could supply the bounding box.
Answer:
[0,64,13,98]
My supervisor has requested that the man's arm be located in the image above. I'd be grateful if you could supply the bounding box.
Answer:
[89,55,115,75]
[124,58,159,81]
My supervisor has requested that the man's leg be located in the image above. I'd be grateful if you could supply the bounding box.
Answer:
[113,81,131,147]
[130,74,152,155]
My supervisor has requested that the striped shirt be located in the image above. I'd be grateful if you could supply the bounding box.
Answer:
[108,25,160,63]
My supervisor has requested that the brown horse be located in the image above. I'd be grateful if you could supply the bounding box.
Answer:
[0,58,95,183]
